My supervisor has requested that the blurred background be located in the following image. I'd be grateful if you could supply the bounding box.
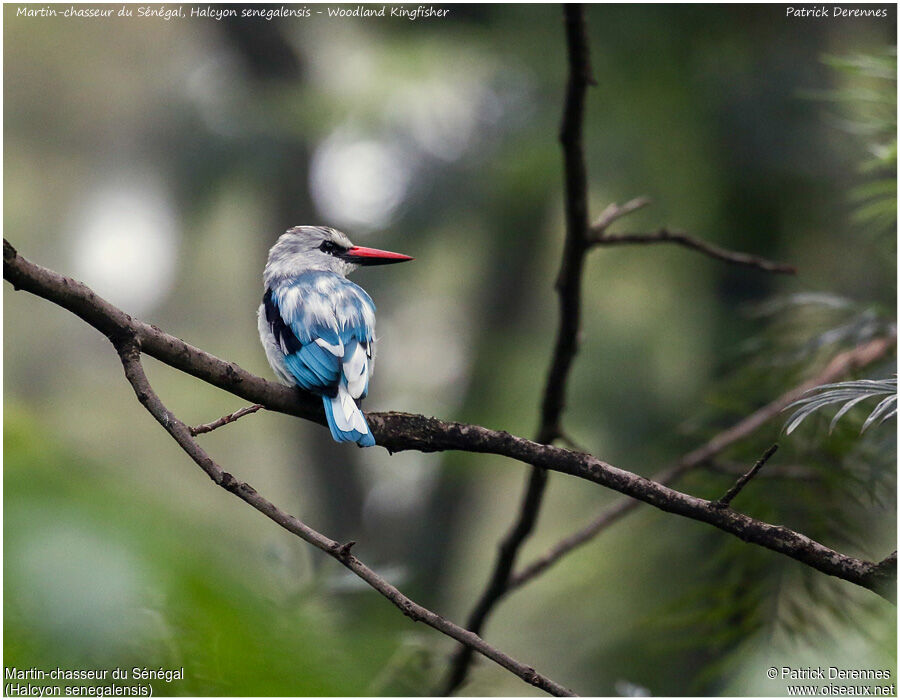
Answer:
[4,4,897,696]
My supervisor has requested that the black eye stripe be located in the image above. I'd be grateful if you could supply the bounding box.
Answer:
[319,240,345,255]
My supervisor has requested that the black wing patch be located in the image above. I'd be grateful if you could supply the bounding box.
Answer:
[263,288,303,355]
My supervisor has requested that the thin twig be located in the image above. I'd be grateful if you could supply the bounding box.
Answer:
[189,404,264,436]
[713,444,779,508]
[439,6,595,694]
[702,460,820,482]
[4,240,894,604]
[112,337,577,698]
[590,229,796,274]
[507,333,896,591]
[590,197,652,234]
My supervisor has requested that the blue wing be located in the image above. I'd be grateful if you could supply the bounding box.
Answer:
[265,272,375,400]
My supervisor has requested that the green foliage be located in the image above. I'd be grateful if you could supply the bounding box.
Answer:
[746,292,892,367]
[654,48,897,692]
[823,50,897,242]
[3,407,408,696]
[777,49,898,440]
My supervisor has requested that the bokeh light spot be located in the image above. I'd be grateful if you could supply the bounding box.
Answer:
[70,174,179,317]
[310,129,412,233]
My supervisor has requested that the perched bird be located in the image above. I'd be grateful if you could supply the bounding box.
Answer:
[258,226,413,447]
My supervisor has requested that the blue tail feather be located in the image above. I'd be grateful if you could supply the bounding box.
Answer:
[322,395,376,447]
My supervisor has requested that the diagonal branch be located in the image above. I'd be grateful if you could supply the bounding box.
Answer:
[438,6,596,694]
[508,333,896,591]
[112,336,576,698]
[4,240,894,603]
[590,229,796,274]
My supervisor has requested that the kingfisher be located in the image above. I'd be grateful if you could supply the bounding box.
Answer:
[258,226,413,447]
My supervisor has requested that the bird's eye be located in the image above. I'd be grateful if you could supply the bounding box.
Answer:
[319,241,338,255]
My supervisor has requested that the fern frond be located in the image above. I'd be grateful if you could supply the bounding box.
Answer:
[784,378,897,435]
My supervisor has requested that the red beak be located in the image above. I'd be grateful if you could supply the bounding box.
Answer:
[343,246,414,266]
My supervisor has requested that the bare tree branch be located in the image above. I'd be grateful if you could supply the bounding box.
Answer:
[508,333,896,591]
[713,444,779,508]
[190,403,264,436]
[4,238,893,606]
[439,6,597,693]
[590,229,797,274]
[110,335,576,697]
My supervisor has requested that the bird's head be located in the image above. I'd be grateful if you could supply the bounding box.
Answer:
[264,226,413,283]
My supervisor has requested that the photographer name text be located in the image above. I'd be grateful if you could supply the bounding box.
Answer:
[786,6,889,18]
